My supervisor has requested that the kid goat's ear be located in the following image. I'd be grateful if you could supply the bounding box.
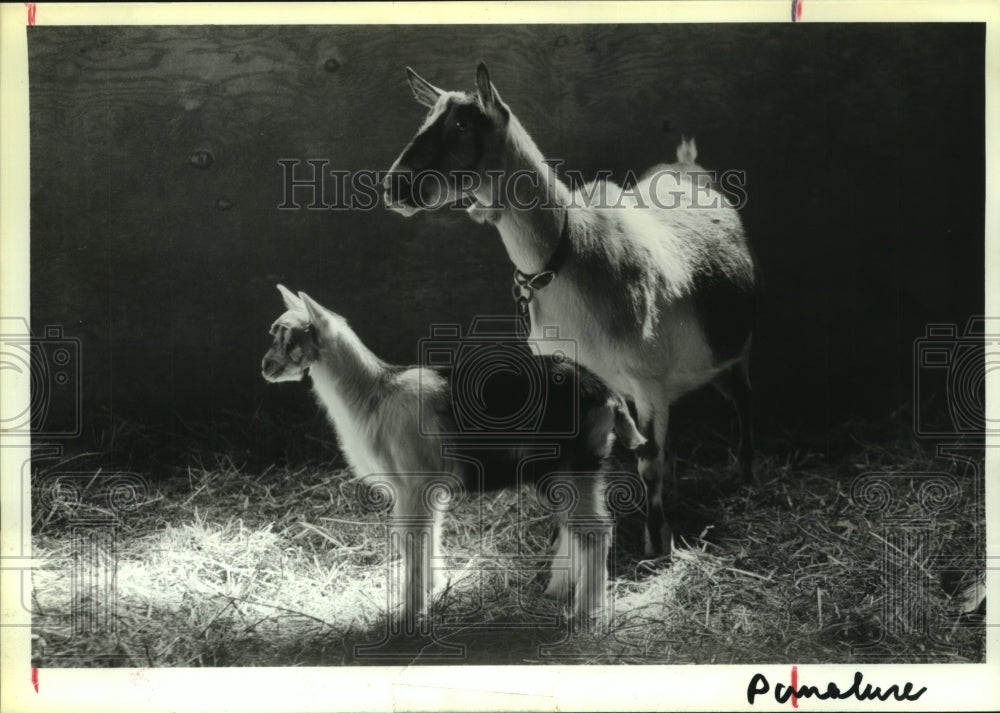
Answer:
[406,66,442,108]
[297,291,324,326]
[277,284,301,311]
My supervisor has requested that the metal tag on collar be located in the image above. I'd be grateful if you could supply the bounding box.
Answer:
[529,270,556,290]
[512,282,532,333]
[514,268,556,291]
[512,278,531,313]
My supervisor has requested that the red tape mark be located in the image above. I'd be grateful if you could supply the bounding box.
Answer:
[790,665,799,708]
[31,667,39,693]
[25,3,37,26]
[792,0,803,22]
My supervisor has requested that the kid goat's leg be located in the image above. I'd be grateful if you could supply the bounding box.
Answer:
[388,475,447,631]
[570,475,612,622]
[543,474,612,622]
[545,511,570,601]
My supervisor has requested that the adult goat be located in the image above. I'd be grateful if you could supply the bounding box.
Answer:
[383,63,758,555]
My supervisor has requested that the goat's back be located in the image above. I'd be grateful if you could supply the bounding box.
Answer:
[551,159,757,384]
[430,351,623,492]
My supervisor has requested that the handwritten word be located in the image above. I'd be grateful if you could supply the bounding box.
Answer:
[748,671,927,705]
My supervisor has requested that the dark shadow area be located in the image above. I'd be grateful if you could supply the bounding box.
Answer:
[26,23,984,469]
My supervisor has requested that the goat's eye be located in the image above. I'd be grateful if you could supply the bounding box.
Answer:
[454,119,468,132]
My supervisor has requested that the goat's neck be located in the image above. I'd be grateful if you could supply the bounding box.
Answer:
[488,117,572,275]
[309,325,387,427]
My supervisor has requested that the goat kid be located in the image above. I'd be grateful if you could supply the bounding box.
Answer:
[384,64,759,556]
[261,285,645,623]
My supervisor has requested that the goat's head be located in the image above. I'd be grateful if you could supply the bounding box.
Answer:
[383,63,510,215]
[261,284,322,383]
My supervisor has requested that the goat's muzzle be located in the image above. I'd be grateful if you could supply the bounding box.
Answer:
[382,169,420,216]
[261,356,284,382]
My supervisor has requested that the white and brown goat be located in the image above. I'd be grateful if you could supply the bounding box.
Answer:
[384,64,759,555]
[261,285,644,623]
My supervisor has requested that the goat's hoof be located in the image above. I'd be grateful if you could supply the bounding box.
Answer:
[660,526,674,557]
[544,573,569,600]
[433,573,449,597]
[643,528,674,559]
[387,613,426,637]
[567,603,613,635]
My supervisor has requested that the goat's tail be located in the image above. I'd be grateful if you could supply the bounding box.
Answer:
[676,136,698,166]
[612,397,646,450]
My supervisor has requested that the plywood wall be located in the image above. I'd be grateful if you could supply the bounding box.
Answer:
[27,24,984,448]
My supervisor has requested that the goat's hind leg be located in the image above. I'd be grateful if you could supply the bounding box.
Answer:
[637,407,673,557]
[387,475,448,632]
[713,361,755,484]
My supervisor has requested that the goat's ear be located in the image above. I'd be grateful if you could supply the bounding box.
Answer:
[475,62,495,107]
[298,292,326,329]
[277,284,301,311]
[476,62,507,119]
[406,67,442,108]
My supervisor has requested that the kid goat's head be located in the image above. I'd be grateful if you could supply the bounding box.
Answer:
[383,62,510,215]
[261,284,325,383]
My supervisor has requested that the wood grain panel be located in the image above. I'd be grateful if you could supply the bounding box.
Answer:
[27,24,985,446]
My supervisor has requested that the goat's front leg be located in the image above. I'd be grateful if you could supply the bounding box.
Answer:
[543,474,612,626]
[544,512,570,601]
[569,477,612,626]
